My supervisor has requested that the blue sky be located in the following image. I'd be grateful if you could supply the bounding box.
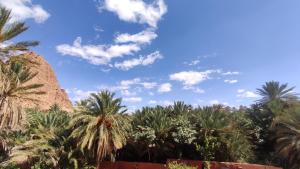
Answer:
[2,0,300,111]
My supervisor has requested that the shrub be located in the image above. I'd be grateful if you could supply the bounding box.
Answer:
[0,163,20,169]
[168,162,197,169]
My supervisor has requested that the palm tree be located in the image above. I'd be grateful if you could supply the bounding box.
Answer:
[2,108,72,168]
[0,7,38,60]
[131,106,174,162]
[170,101,192,117]
[273,111,300,169]
[257,81,298,105]
[192,106,230,131]
[192,106,230,161]
[0,129,28,162]
[68,91,130,166]
[192,106,253,162]
[0,57,44,129]
[0,6,42,129]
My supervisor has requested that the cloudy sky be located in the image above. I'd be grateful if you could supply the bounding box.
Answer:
[2,0,300,111]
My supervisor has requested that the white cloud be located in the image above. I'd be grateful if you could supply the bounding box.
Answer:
[0,0,50,23]
[66,88,95,102]
[161,100,173,106]
[59,0,166,68]
[148,99,172,106]
[120,89,137,96]
[237,89,259,98]
[98,82,140,98]
[114,51,163,70]
[127,105,138,113]
[201,53,217,59]
[141,82,157,89]
[237,89,245,93]
[100,0,167,28]
[185,59,200,66]
[158,83,172,93]
[223,102,229,106]
[209,100,220,105]
[183,86,205,94]
[224,79,238,84]
[208,100,229,106]
[123,97,142,102]
[94,25,104,32]
[148,100,157,104]
[169,70,220,86]
[56,37,141,65]
[100,68,111,72]
[99,77,171,98]
[115,29,157,44]
[120,78,141,88]
[105,78,158,96]
[222,71,240,75]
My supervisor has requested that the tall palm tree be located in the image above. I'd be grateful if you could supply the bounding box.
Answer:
[273,111,300,169]
[0,57,44,128]
[68,91,130,166]
[257,81,298,105]
[0,7,38,60]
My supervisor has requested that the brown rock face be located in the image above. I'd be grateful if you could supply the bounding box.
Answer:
[20,52,73,112]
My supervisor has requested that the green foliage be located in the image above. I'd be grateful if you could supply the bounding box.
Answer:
[129,104,196,162]
[30,160,52,169]
[202,161,210,169]
[195,136,221,161]
[192,106,230,131]
[0,57,44,129]
[0,106,79,168]
[168,162,197,169]
[0,6,41,130]
[133,126,156,143]
[0,81,299,169]
[122,103,254,163]
[133,106,173,142]
[171,115,196,144]
[272,111,300,169]
[69,91,130,165]
[0,163,20,169]
[222,131,253,162]
[0,130,28,162]
[257,81,298,105]
[192,105,253,162]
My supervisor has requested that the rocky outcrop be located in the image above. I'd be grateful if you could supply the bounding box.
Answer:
[20,52,73,112]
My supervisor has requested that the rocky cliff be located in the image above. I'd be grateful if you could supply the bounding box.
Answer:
[20,52,73,112]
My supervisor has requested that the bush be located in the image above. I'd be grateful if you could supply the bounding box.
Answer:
[0,163,20,169]
[168,162,197,169]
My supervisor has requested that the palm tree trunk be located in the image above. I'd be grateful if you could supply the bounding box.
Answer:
[0,98,8,128]
[0,96,6,113]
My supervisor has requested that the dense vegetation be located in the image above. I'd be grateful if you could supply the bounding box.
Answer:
[0,6,299,169]
[1,83,299,169]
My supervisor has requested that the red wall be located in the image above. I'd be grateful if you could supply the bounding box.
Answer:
[97,160,282,169]
[168,160,282,169]
[98,161,167,169]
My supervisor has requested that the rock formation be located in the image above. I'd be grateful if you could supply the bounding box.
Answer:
[20,52,73,112]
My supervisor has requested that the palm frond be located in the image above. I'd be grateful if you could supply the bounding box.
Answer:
[69,91,129,165]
